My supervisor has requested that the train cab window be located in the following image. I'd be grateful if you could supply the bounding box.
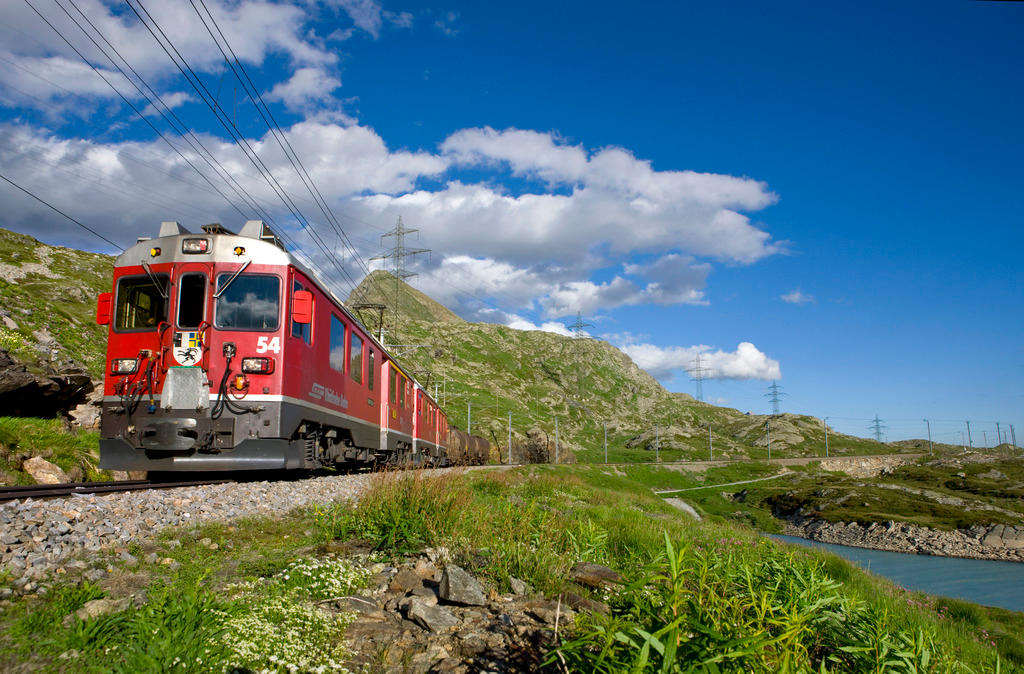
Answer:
[368,350,375,391]
[329,314,345,372]
[115,275,168,331]
[176,274,207,329]
[399,375,406,408]
[291,281,311,344]
[215,274,279,330]
[417,392,422,416]
[350,333,363,384]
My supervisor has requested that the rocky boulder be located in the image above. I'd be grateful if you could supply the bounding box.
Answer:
[0,350,93,417]
[22,456,68,484]
[439,564,488,606]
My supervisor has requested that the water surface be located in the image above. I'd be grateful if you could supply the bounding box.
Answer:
[771,534,1024,612]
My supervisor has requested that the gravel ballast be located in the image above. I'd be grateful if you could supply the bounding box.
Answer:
[0,472,381,588]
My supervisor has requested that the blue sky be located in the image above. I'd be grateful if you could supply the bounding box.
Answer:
[0,0,1021,444]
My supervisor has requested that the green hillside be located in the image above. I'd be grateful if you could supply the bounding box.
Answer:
[0,228,112,378]
[346,272,914,463]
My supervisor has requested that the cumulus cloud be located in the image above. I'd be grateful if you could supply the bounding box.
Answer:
[266,67,342,112]
[0,0,339,111]
[781,289,814,304]
[615,338,781,382]
[0,5,785,332]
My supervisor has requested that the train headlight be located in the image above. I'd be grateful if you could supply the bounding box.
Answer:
[241,357,274,374]
[111,358,138,375]
[182,238,210,254]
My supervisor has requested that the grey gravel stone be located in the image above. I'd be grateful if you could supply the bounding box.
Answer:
[439,564,487,606]
[1,471,390,581]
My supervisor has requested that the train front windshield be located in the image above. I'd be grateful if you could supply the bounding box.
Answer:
[214,274,280,330]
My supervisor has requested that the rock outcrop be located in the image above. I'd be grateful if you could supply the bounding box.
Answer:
[0,350,93,417]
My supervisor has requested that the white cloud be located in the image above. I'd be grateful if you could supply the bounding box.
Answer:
[0,1,338,109]
[330,0,383,38]
[781,289,814,304]
[266,67,342,112]
[616,339,781,382]
[434,11,459,37]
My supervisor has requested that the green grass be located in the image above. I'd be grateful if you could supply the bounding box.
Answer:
[318,466,1019,671]
[1,466,1020,671]
[0,417,107,484]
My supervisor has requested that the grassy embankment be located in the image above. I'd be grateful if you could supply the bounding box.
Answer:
[633,456,1024,533]
[1,466,1020,672]
[0,417,109,484]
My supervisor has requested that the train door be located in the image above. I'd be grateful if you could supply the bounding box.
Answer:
[170,262,212,372]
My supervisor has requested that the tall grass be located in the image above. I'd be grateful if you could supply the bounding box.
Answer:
[318,467,1015,672]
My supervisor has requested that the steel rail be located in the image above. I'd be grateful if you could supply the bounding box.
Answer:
[0,478,231,503]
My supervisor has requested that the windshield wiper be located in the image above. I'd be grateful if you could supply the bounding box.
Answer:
[141,261,168,299]
[213,259,252,299]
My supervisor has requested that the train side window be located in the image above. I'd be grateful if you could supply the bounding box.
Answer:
[399,376,406,408]
[176,274,206,329]
[329,314,345,372]
[350,333,363,384]
[417,391,422,416]
[115,275,168,331]
[291,281,311,344]
[389,368,396,404]
[368,350,374,390]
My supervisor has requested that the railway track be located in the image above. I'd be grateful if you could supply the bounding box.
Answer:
[0,478,232,503]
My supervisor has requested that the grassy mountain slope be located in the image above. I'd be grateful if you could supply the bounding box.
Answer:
[346,272,922,462]
[0,228,112,378]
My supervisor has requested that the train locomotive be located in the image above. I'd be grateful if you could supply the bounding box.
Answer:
[95,219,475,472]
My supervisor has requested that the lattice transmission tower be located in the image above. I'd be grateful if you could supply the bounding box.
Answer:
[567,311,595,397]
[869,414,887,442]
[690,353,708,402]
[368,216,430,343]
[764,380,786,415]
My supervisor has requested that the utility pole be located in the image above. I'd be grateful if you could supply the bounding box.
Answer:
[923,419,932,454]
[824,417,829,458]
[966,420,973,449]
[983,431,988,449]
[507,411,512,465]
[765,381,786,416]
[655,424,660,463]
[1011,425,1017,454]
[766,420,771,461]
[690,353,707,402]
[467,401,471,435]
[555,416,559,464]
[997,422,1002,449]
[604,423,608,464]
[708,423,713,461]
[368,216,430,341]
[869,415,887,443]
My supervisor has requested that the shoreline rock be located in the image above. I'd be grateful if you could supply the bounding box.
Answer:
[782,517,1024,563]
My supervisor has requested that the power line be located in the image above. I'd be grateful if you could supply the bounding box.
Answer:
[0,173,124,251]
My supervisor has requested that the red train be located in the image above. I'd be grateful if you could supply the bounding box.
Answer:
[95,220,478,472]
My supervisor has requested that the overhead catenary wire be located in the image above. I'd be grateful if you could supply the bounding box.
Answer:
[125,0,358,294]
[21,0,259,225]
[0,173,124,251]
[54,0,282,228]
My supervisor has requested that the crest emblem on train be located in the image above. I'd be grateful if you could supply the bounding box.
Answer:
[172,331,202,366]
